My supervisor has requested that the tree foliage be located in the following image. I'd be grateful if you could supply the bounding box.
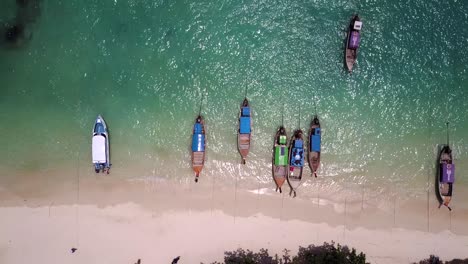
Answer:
[293,242,367,264]
[414,255,468,264]
[208,246,468,264]
[208,241,367,264]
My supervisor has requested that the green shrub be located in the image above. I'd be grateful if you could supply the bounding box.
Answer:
[414,255,468,264]
[208,241,367,264]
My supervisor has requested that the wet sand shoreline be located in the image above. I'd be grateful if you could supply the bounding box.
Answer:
[1,171,468,233]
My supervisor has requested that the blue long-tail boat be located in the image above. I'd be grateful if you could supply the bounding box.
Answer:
[287,129,305,197]
[308,115,321,177]
[238,98,252,164]
[191,115,206,182]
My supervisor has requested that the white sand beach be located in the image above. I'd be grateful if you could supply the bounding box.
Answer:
[1,172,468,264]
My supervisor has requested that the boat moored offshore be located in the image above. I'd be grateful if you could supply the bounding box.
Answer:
[345,14,363,72]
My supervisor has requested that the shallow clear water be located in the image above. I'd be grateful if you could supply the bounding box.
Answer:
[1,0,468,203]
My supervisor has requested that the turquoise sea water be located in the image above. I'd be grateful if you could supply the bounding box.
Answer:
[1,0,468,204]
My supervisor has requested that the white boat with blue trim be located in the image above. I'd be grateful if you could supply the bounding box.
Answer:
[92,115,110,174]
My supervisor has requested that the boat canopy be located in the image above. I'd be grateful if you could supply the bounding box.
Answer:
[294,139,303,148]
[354,21,362,31]
[242,107,250,117]
[310,128,321,152]
[441,163,455,183]
[279,135,287,145]
[240,117,251,134]
[274,146,288,166]
[192,134,205,152]
[92,135,106,163]
[290,142,304,167]
[349,31,360,49]
[194,123,203,134]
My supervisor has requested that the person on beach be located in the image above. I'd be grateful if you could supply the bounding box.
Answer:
[171,256,180,263]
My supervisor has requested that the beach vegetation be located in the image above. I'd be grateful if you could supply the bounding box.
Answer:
[208,241,368,264]
[415,255,468,264]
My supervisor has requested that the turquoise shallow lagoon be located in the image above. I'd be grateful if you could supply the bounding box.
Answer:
[1,0,468,206]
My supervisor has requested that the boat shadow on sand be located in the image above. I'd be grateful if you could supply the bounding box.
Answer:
[434,144,444,206]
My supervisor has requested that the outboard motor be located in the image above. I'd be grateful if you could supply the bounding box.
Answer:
[94,163,101,173]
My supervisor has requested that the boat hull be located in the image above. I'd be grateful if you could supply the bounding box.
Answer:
[272,167,287,191]
[238,134,250,163]
[345,48,356,72]
[344,15,360,72]
[92,115,110,174]
[191,116,206,182]
[308,116,321,177]
[272,127,288,193]
[192,152,205,175]
[437,145,453,210]
[238,100,251,164]
[287,130,304,197]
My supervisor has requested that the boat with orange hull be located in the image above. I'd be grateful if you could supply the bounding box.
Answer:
[238,98,252,164]
[272,126,288,193]
[308,115,321,177]
[191,115,206,182]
